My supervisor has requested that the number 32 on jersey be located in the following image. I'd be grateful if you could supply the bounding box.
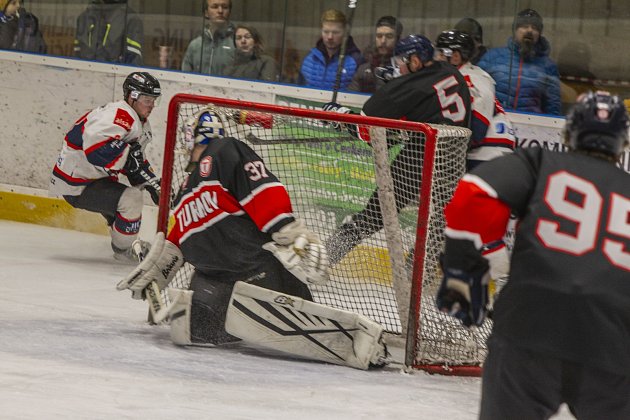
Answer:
[536,170,630,271]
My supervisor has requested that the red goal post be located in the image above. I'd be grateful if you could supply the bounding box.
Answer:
[159,93,488,375]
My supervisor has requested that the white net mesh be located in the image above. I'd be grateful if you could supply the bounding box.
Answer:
[160,96,491,373]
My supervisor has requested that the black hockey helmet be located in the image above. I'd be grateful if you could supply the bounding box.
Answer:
[565,91,629,159]
[394,34,434,65]
[436,30,475,62]
[123,72,161,101]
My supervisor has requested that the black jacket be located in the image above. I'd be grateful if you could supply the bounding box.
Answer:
[0,10,47,53]
[74,2,143,65]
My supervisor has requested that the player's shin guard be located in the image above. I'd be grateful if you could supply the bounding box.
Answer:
[167,288,193,346]
[225,281,389,370]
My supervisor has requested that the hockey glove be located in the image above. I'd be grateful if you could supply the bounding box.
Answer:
[263,220,329,286]
[270,219,320,246]
[124,142,145,174]
[436,254,490,327]
[117,232,184,299]
[124,143,161,204]
[374,66,396,82]
[322,102,352,131]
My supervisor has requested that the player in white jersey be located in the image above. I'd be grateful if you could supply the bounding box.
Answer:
[435,30,514,284]
[435,30,515,171]
[49,71,162,262]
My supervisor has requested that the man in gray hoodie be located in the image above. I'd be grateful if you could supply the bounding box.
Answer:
[182,0,236,76]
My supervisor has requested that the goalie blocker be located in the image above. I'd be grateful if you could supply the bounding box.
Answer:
[168,281,389,370]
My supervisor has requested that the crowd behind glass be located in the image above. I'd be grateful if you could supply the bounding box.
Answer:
[2,0,628,116]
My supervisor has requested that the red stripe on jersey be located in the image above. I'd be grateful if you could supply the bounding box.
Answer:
[479,137,516,147]
[445,176,512,246]
[84,138,126,169]
[472,109,490,126]
[52,165,91,184]
[168,182,241,245]
[241,183,293,231]
[63,135,82,150]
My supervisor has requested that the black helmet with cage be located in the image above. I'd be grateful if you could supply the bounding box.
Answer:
[565,91,630,160]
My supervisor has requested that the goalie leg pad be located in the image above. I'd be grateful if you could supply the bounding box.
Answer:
[225,281,388,370]
[167,288,193,346]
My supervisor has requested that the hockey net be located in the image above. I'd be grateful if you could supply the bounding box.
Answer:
[158,93,490,375]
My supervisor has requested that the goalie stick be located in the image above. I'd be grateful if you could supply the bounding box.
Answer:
[331,0,358,103]
[131,240,170,325]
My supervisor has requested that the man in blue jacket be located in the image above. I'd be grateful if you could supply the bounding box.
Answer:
[298,8,362,91]
[478,9,561,116]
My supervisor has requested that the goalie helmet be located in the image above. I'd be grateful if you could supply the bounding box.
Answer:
[123,72,161,101]
[393,34,434,65]
[194,109,225,145]
[436,30,475,62]
[565,91,630,158]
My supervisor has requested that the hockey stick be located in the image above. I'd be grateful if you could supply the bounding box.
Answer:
[131,241,169,325]
[331,0,358,104]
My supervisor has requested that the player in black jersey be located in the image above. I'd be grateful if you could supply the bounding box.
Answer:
[323,34,472,264]
[438,91,630,419]
[117,108,389,369]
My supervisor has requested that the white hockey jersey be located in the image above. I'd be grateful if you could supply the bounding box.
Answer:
[458,62,515,169]
[49,100,153,197]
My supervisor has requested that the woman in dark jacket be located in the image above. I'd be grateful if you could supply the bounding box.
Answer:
[223,25,279,82]
[0,0,47,53]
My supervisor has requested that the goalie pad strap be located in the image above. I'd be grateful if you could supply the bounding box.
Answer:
[225,281,387,370]
[167,288,193,345]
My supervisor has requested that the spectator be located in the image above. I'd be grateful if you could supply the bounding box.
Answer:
[182,0,235,76]
[223,25,279,82]
[298,9,362,90]
[477,8,561,115]
[0,0,46,53]
[454,17,486,64]
[348,15,402,93]
[74,0,143,65]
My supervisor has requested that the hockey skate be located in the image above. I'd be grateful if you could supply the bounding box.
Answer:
[112,239,151,263]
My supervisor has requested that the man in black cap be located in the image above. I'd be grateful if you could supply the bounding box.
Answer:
[478,8,561,115]
[348,15,403,93]
[454,17,486,64]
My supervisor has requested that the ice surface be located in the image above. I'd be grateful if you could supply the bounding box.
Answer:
[0,220,574,419]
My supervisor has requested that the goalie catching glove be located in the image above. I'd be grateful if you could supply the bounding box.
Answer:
[263,219,330,286]
[116,232,184,299]
[436,252,490,328]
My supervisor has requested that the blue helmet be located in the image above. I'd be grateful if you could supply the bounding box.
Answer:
[394,34,434,65]
[565,91,629,158]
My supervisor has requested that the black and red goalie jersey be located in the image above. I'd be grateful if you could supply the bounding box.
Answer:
[444,147,630,375]
[167,137,296,277]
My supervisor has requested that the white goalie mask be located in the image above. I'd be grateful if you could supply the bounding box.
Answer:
[181,106,226,153]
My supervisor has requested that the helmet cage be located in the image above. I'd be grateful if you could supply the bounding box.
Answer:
[566,91,630,158]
